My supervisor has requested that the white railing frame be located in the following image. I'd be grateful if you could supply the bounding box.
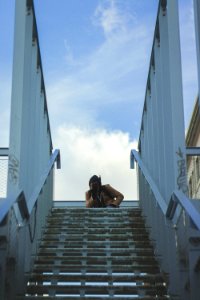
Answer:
[8,0,53,201]
[0,1,61,299]
[138,0,187,203]
[132,0,200,299]
[0,149,60,299]
[0,149,60,224]
[166,189,200,230]
[193,0,200,109]
[131,149,200,300]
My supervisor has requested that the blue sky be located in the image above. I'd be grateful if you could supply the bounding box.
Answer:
[0,0,198,200]
[33,0,158,137]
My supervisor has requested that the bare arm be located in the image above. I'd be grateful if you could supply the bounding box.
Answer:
[105,184,124,206]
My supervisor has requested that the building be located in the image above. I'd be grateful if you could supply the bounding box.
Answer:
[186,98,200,198]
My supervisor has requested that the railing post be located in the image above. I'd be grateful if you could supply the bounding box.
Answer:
[8,0,31,198]
[159,0,187,200]
[154,31,167,198]
[167,0,187,194]
[193,0,200,108]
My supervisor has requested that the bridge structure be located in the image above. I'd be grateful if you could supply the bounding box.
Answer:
[1,0,200,299]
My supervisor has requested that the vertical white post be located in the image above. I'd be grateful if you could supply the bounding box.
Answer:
[167,0,187,196]
[27,40,37,198]
[159,4,174,202]
[193,0,200,108]
[142,111,147,164]
[34,64,42,183]
[8,0,31,198]
[149,66,157,183]
[154,42,164,194]
[146,85,153,175]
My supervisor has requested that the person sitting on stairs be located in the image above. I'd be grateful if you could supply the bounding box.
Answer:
[85,175,124,208]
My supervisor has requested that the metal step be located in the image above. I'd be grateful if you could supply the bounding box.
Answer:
[41,237,150,243]
[25,284,167,296]
[46,224,147,229]
[32,264,161,274]
[20,207,168,299]
[34,256,157,265]
[27,273,165,284]
[44,226,149,233]
[18,296,169,300]
[38,247,154,256]
[39,238,152,245]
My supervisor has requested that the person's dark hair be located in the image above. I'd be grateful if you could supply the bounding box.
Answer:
[89,175,101,186]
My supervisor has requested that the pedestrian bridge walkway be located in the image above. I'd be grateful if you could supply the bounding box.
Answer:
[1,0,200,299]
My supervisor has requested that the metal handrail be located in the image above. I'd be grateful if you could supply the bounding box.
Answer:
[166,189,200,230]
[0,148,9,156]
[130,149,167,214]
[27,149,60,214]
[131,149,200,230]
[0,149,60,223]
[186,147,200,156]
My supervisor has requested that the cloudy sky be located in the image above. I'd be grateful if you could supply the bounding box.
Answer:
[0,0,198,200]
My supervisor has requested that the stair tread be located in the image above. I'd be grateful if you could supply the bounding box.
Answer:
[18,297,169,300]
[44,228,148,232]
[35,256,157,262]
[37,254,155,258]
[39,241,152,246]
[21,207,168,299]
[27,273,165,282]
[25,284,167,295]
[37,248,155,256]
[32,264,160,272]
[38,246,153,250]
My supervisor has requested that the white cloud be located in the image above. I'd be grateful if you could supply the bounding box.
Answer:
[54,125,138,201]
[47,4,152,133]
[93,0,136,38]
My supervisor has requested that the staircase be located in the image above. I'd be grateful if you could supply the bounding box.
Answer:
[20,207,169,299]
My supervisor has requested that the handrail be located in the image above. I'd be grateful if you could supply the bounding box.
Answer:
[0,149,60,223]
[130,149,168,214]
[186,147,200,156]
[166,190,200,230]
[0,148,9,156]
[27,149,60,214]
[131,149,200,231]
[0,190,22,223]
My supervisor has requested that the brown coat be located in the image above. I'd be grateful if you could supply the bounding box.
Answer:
[85,184,124,208]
